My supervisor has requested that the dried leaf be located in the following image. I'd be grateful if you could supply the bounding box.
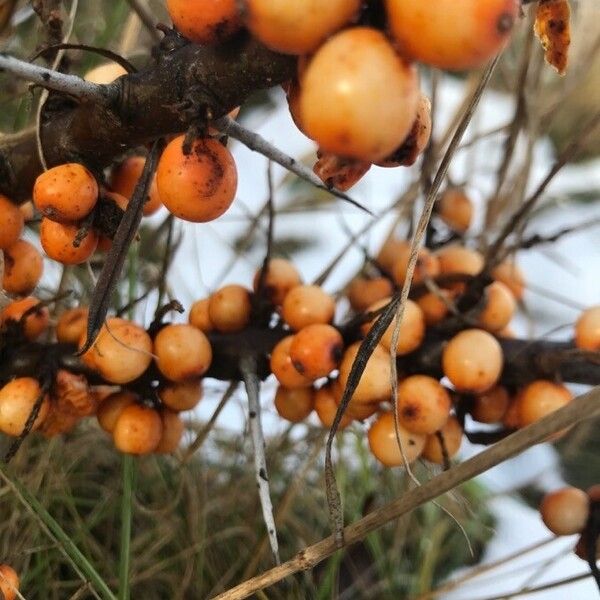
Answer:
[534,0,571,76]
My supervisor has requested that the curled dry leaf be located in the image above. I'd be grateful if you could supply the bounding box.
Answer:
[534,0,571,76]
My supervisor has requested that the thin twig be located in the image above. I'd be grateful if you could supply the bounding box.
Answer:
[213,116,372,215]
[213,386,600,600]
[0,52,111,102]
[239,355,280,566]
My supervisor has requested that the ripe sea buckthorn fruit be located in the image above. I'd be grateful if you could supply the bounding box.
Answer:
[0,564,20,600]
[154,409,185,454]
[2,239,43,294]
[96,391,137,433]
[436,245,484,277]
[417,289,455,326]
[156,136,238,223]
[338,342,392,404]
[33,163,98,223]
[281,284,335,330]
[376,237,407,273]
[438,188,474,233]
[110,156,163,216]
[516,380,572,426]
[0,377,50,436]
[289,323,343,379]
[314,384,353,430]
[363,297,425,356]
[540,487,589,536]
[1,296,49,340]
[300,27,419,162]
[347,277,393,313]
[56,307,89,344]
[422,416,463,465]
[243,0,361,55]
[575,306,600,351]
[208,284,252,332]
[189,298,214,332]
[154,324,212,382]
[442,329,503,393]
[40,218,98,265]
[159,380,203,412]
[166,0,241,44]
[113,404,163,454]
[471,385,510,424]
[274,385,314,423]
[253,258,302,306]
[492,260,525,300]
[391,242,441,286]
[397,375,451,435]
[312,151,372,191]
[477,281,516,332]
[81,318,153,384]
[385,0,519,70]
[0,194,24,249]
[368,411,426,467]
[270,335,313,389]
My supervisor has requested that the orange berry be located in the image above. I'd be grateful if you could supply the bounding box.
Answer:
[188,298,214,333]
[1,296,49,340]
[243,0,360,55]
[376,93,432,168]
[385,0,518,70]
[110,156,163,216]
[516,380,573,427]
[438,188,474,233]
[113,404,163,455]
[274,385,314,423]
[492,260,525,300]
[331,378,379,420]
[156,136,237,223]
[476,281,516,332]
[96,391,137,433]
[270,335,313,389]
[0,194,24,249]
[33,163,98,223]
[2,239,43,294]
[166,0,241,44]
[368,411,426,467]
[253,258,302,306]
[442,329,503,393]
[314,384,353,429]
[82,318,153,384]
[56,306,89,344]
[575,306,600,351]
[281,284,335,330]
[40,218,98,265]
[159,380,203,412]
[154,409,185,454]
[289,324,343,379]
[422,416,463,465]
[376,236,407,273]
[338,342,392,404]
[84,62,127,84]
[471,385,510,424]
[347,277,394,313]
[208,284,252,333]
[154,324,212,382]
[363,297,425,356]
[397,375,452,435]
[417,289,456,326]
[502,397,522,430]
[540,487,590,536]
[0,564,19,600]
[0,377,50,436]
[391,243,441,286]
[436,245,484,277]
[300,27,419,162]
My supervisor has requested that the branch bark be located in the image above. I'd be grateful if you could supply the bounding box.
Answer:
[0,33,296,201]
